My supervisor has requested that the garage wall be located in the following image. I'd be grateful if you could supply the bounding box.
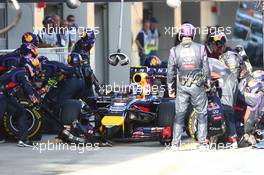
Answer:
[152,2,175,61]
[95,4,108,83]
[218,1,238,39]
[181,2,201,42]
[7,3,34,49]
[108,2,132,85]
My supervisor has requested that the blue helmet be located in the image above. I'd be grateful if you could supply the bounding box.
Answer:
[67,52,83,66]
[20,43,39,59]
[22,32,39,46]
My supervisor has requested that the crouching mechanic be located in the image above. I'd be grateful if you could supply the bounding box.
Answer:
[207,31,243,147]
[238,70,264,146]
[167,23,210,149]
[0,58,40,146]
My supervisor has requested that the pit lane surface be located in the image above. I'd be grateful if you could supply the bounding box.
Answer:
[0,135,263,175]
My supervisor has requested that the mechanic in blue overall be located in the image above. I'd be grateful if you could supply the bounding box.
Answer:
[72,30,102,98]
[41,53,86,116]
[0,56,40,146]
[167,23,210,149]
[67,52,102,108]
[37,56,75,86]
[0,32,39,75]
[0,43,39,76]
[0,32,39,60]
[207,31,243,148]
[238,70,264,146]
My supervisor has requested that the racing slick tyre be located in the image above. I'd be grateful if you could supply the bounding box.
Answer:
[157,101,175,145]
[3,101,42,141]
[60,99,82,125]
[186,111,198,140]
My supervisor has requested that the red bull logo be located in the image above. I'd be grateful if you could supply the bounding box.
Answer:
[31,46,39,57]
[24,33,33,43]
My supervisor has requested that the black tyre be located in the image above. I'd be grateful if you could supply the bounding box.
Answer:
[3,103,42,141]
[157,101,175,144]
[60,99,82,125]
[186,111,198,140]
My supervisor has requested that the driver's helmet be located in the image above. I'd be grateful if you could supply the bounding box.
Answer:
[252,70,264,82]
[178,23,196,40]
[145,55,161,68]
[22,32,39,46]
[20,43,39,60]
[67,52,83,66]
[81,30,95,49]
[207,31,227,48]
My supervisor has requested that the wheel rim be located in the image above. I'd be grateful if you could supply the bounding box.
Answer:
[9,109,36,132]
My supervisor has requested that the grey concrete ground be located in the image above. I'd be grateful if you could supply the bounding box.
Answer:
[0,135,263,175]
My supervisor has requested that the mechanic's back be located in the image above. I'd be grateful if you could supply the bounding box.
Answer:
[167,23,210,150]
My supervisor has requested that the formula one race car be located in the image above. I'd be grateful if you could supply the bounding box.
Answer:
[98,66,175,144]
[99,95,175,144]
